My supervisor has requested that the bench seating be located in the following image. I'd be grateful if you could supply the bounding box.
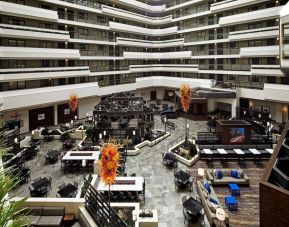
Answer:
[23,206,65,227]
[196,181,229,226]
[205,169,250,186]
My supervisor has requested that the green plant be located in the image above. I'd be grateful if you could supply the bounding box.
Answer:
[185,154,192,160]
[0,119,28,227]
[80,173,93,198]
[60,131,71,142]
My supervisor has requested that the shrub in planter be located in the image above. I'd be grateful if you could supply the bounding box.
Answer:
[60,131,71,142]
[185,154,192,160]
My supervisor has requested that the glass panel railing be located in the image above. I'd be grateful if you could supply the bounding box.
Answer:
[58,12,109,26]
[60,0,102,9]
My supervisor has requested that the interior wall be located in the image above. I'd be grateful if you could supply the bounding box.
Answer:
[3,109,29,134]
[78,96,101,118]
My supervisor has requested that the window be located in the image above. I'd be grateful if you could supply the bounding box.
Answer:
[8,39,25,47]
[79,12,88,20]
[267,39,276,46]
[252,58,260,65]
[267,57,277,65]
[267,76,276,84]
[231,59,236,64]
[8,18,24,26]
[39,23,53,29]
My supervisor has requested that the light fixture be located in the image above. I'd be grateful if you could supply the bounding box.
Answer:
[99,133,102,139]
[133,130,136,136]
[164,117,167,123]
[258,114,261,118]
[103,131,106,136]
[75,115,77,120]
[71,120,73,124]
[14,137,18,143]
[168,91,174,97]
[186,123,189,129]
[269,114,272,119]
[243,110,246,115]
[82,159,86,168]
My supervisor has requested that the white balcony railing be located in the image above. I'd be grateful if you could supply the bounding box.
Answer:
[0,23,70,41]
[0,1,58,21]
[0,66,90,81]
[0,46,80,59]
[116,37,184,48]
[211,0,270,13]
[109,22,178,36]
[219,6,282,26]
[123,51,192,59]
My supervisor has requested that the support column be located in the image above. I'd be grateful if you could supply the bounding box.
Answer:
[54,105,58,125]
[275,103,283,123]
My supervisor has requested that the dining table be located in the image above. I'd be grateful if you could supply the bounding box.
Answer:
[57,183,78,198]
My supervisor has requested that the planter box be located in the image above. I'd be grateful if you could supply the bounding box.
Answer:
[168,140,200,166]
[139,210,158,227]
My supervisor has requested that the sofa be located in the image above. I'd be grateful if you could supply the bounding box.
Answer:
[206,169,250,186]
[196,181,229,226]
[24,206,65,227]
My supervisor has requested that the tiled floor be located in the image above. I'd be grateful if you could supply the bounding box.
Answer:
[11,116,265,227]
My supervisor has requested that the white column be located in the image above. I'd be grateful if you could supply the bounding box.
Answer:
[275,103,283,123]
[54,105,58,125]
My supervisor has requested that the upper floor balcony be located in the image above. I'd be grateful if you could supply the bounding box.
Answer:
[251,65,284,77]
[229,26,279,41]
[101,5,172,25]
[116,37,184,48]
[109,0,166,13]
[219,6,282,26]
[0,66,90,81]
[0,1,58,21]
[109,22,178,37]
[280,2,289,73]
[122,51,192,59]
[239,45,279,57]
[0,46,80,59]
[0,82,99,111]
[129,64,198,73]
[211,0,270,13]
[0,23,70,41]
[264,83,289,102]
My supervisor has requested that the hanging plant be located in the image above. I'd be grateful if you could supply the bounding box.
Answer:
[69,95,78,113]
[99,143,120,186]
[180,84,191,113]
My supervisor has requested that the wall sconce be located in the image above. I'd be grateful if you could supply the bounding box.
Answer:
[99,133,102,139]
[14,137,18,143]
[103,131,106,136]
[133,130,136,136]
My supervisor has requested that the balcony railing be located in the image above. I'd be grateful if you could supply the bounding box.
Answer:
[98,78,136,87]
[79,50,123,57]
[89,65,129,72]
[199,64,250,71]
[58,12,109,26]
[213,81,264,90]
[61,0,102,9]
[71,32,115,42]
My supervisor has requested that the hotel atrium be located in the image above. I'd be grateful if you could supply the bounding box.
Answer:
[0,0,289,226]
